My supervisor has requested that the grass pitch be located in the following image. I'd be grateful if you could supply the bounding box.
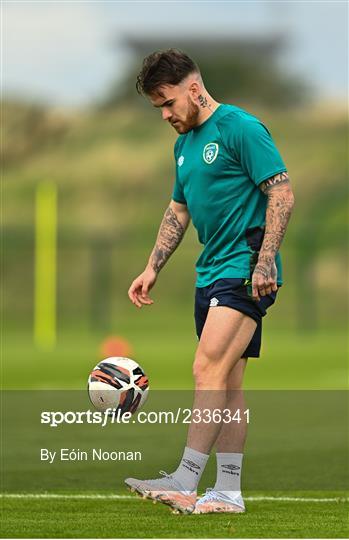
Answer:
[2,325,347,537]
[1,492,348,538]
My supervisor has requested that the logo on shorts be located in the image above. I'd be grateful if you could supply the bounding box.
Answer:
[177,155,184,167]
[203,143,219,164]
[210,297,219,307]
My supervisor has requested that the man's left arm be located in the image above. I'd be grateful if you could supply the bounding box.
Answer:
[252,171,295,301]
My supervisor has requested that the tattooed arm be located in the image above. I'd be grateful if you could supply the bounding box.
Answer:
[128,200,190,308]
[252,172,295,301]
[149,201,190,273]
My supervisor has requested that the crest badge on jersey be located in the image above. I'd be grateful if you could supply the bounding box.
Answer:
[203,143,219,164]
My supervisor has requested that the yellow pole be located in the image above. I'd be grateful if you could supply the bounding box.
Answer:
[34,182,57,349]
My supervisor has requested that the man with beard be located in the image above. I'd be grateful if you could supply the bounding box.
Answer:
[126,49,295,514]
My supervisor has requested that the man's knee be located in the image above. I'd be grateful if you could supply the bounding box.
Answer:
[193,350,230,389]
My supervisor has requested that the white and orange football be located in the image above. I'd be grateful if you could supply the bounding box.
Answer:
[88,357,149,415]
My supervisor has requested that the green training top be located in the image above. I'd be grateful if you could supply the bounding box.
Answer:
[172,104,287,288]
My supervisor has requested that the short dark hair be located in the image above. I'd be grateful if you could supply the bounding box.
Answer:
[136,49,200,96]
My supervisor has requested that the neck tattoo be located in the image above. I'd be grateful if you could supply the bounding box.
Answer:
[198,94,212,110]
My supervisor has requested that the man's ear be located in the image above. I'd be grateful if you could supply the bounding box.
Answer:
[188,80,201,100]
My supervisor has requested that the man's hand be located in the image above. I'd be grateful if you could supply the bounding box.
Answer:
[252,258,278,302]
[128,200,190,309]
[128,266,157,308]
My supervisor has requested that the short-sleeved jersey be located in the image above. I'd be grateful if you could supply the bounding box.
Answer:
[172,104,287,288]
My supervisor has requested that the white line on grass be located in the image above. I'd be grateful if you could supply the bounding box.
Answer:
[1,494,135,500]
[245,496,348,502]
[1,494,347,503]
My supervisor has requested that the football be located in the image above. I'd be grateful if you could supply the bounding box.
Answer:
[88,357,149,415]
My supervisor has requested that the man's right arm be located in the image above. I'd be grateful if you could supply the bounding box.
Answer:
[148,200,190,273]
[128,200,190,308]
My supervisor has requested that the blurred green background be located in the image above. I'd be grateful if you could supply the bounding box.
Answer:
[2,3,348,391]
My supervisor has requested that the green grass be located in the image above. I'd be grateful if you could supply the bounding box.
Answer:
[1,493,348,538]
[2,323,347,537]
[2,323,347,390]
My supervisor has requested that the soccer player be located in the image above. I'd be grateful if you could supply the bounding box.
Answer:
[126,49,294,514]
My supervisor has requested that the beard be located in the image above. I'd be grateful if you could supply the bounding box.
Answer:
[171,97,200,133]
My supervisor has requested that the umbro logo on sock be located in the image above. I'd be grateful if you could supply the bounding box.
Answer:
[183,459,200,469]
[222,464,240,471]
[182,459,200,475]
[222,464,240,476]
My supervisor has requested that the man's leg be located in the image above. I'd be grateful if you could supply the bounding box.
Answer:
[185,308,255,454]
[193,357,249,514]
[171,308,254,496]
[125,307,256,513]
[215,357,248,453]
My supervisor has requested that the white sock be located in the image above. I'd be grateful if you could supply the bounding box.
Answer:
[172,446,209,492]
[214,452,243,493]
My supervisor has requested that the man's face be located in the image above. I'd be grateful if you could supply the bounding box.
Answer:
[149,81,200,134]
